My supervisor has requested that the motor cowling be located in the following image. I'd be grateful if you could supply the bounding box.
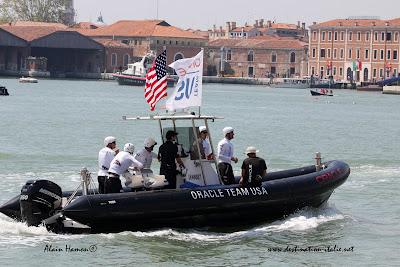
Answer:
[20,180,62,226]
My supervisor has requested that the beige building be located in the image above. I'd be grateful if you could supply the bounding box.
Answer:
[207,36,308,78]
[309,17,400,82]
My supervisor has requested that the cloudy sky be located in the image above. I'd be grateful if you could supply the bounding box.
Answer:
[75,0,400,29]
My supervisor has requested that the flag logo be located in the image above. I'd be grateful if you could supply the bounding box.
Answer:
[145,50,168,111]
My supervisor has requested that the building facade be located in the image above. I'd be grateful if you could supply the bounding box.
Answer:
[309,18,400,82]
[207,36,308,78]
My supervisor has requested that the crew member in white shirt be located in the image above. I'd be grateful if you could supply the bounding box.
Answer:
[199,126,214,160]
[106,143,144,193]
[98,136,119,194]
[217,127,238,185]
[134,137,158,169]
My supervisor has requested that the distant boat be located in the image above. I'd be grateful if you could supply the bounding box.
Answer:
[19,77,38,83]
[112,53,175,87]
[0,86,9,96]
[310,88,333,96]
[270,77,310,89]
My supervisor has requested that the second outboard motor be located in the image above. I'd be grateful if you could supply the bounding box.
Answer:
[20,180,62,226]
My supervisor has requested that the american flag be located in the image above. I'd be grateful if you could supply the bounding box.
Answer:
[144,50,168,111]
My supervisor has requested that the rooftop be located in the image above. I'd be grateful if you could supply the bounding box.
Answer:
[311,18,400,28]
[208,35,307,49]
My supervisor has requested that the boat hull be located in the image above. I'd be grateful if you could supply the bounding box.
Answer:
[310,89,333,96]
[113,73,175,87]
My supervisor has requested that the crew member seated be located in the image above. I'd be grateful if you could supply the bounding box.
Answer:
[106,143,143,193]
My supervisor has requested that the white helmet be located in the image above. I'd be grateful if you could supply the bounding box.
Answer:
[144,137,157,148]
[104,136,116,146]
[222,127,234,135]
[123,143,135,154]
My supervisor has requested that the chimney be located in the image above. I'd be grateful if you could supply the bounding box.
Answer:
[255,20,258,27]
[339,22,343,26]
[213,24,216,31]
[297,21,300,28]
[220,26,223,32]
[355,22,358,26]
[231,21,236,29]
[260,19,264,27]
[226,21,231,31]
[313,21,317,25]
[302,22,305,29]
[267,20,272,28]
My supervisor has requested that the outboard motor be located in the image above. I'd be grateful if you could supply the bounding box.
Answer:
[20,180,62,226]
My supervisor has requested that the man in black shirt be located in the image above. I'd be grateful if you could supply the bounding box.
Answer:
[240,146,267,187]
[158,130,185,189]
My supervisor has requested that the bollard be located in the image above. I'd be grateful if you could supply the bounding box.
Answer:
[315,152,322,171]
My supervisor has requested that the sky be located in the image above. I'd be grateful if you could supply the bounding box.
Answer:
[75,0,400,30]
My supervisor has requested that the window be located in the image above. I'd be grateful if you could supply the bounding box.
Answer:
[356,49,360,59]
[395,32,399,42]
[366,32,370,41]
[111,53,117,67]
[380,50,384,60]
[381,32,385,41]
[226,49,232,61]
[123,54,129,66]
[327,49,331,58]
[271,53,277,62]
[271,66,276,74]
[290,52,296,63]
[373,49,378,59]
[374,32,378,41]
[290,67,295,75]
[328,31,332,41]
[387,32,392,41]
[373,68,377,77]
[340,49,344,59]
[394,69,398,76]
[387,50,391,59]
[365,49,369,59]
[313,31,317,40]
[312,48,316,58]
[322,31,326,41]
[340,31,345,41]
[311,67,315,75]
[339,67,343,76]
[357,32,361,41]
[248,50,254,61]
[320,49,326,58]
[334,31,338,41]
[333,67,337,75]
[349,31,353,41]
[248,66,254,77]
[348,49,352,59]
[379,68,383,77]
[320,66,324,78]
[394,50,398,60]
[333,49,337,59]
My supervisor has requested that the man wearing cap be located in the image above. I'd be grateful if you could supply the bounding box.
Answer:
[217,127,238,185]
[134,137,158,169]
[98,136,119,194]
[191,126,213,160]
[106,143,144,193]
[158,130,185,189]
[240,146,267,187]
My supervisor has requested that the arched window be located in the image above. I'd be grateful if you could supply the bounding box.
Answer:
[123,54,130,67]
[271,52,277,63]
[111,53,117,67]
[247,50,254,62]
[290,52,296,63]
[174,53,184,61]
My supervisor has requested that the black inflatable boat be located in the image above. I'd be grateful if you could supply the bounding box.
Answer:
[0,160,350,234]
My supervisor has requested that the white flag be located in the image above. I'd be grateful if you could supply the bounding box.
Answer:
[166,50,203,111]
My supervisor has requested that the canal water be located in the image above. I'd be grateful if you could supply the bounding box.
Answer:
[0,78,399,266]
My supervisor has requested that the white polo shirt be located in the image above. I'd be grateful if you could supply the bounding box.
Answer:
[134,148,157,169]
[217,138,234,164]
[98,147,116,176]
[202,139,212,157]
[108,151,144,175]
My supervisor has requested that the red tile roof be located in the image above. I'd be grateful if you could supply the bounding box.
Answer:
[94,38,130,48]
[0,21,69,41]
[269,23,298,30]
[311,18,400,28]
[1,21,68,28]
[72,22,103,29]
[76,20,206,40]
[208,36,307,49]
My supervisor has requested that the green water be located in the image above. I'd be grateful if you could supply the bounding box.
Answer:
[0,78,399,266]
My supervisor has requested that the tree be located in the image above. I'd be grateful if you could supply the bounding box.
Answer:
[0,0,72,25]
